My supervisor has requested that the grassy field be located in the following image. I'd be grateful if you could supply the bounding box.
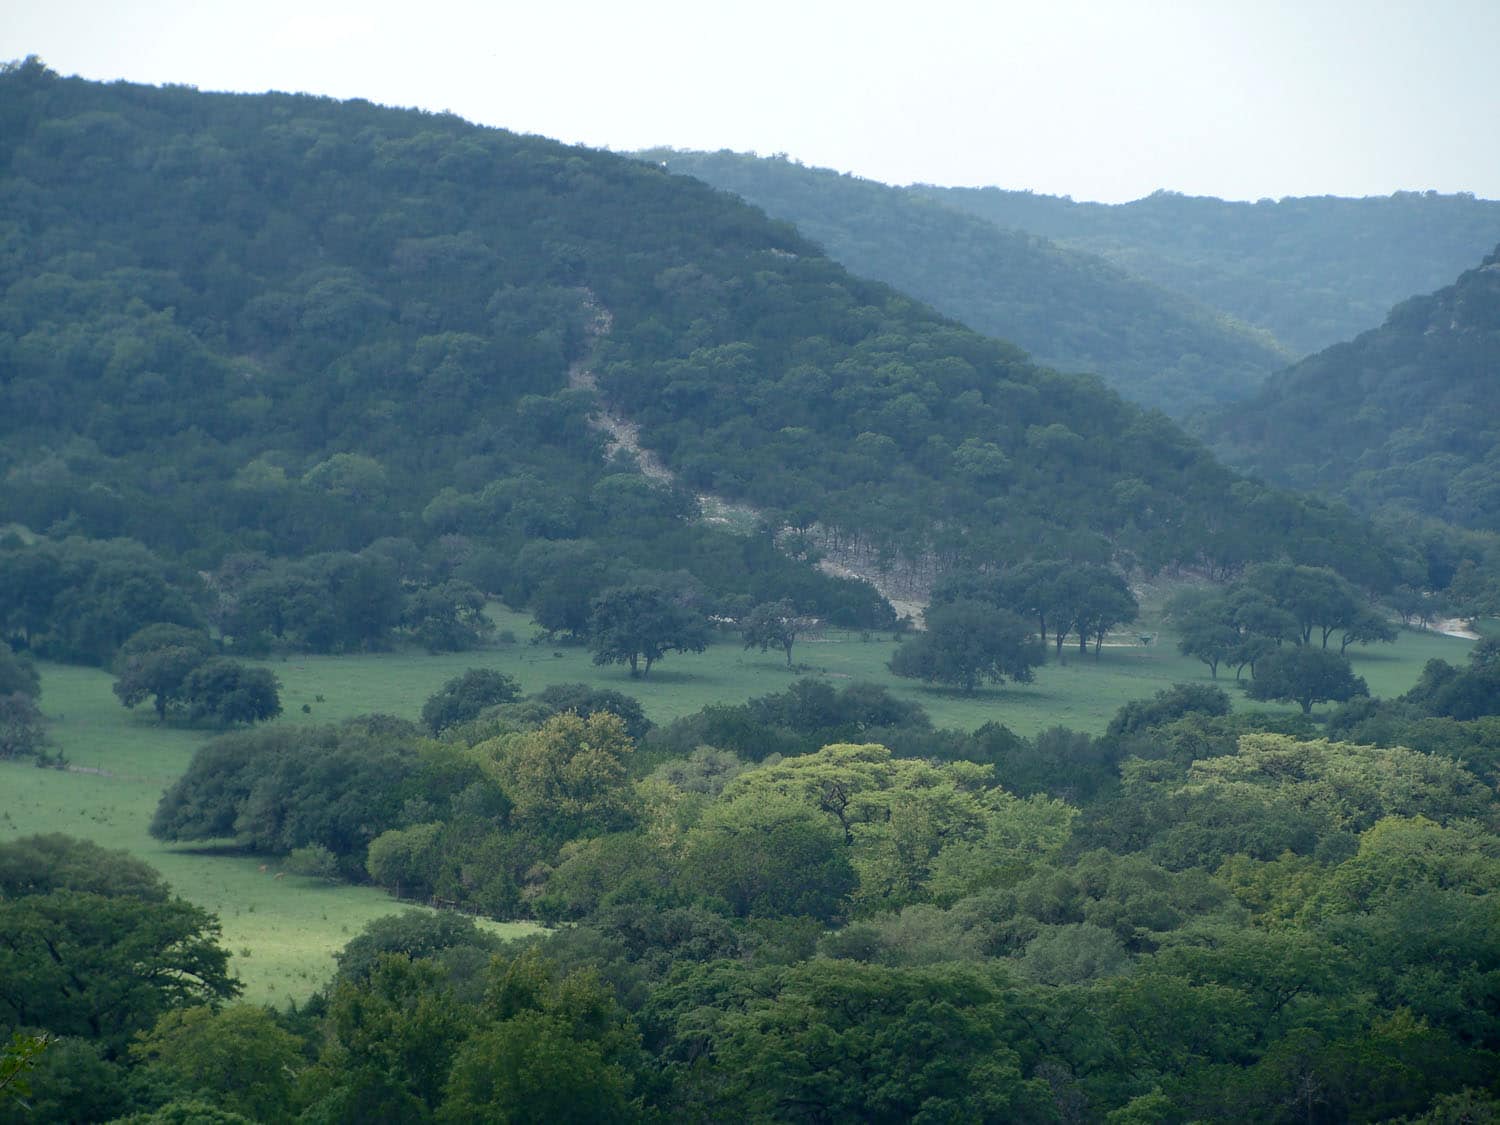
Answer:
[1,603,1473,1005]
[268,603,1474,737]
[1,663,537,1007]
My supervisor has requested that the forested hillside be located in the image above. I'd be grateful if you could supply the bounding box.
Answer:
[1210,246,1500,533]
[921,185,1500,355]
[639,150,1290,415]
[5,61,1500,1125]
[0,60,1415,655]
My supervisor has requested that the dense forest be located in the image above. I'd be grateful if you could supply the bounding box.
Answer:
[0,59,1450,665]
[1209,245,1500,535]
[639,150,1291,416]
[3,58,1500,1124]
[7,652,1500,1121]
[918,184,1500,356]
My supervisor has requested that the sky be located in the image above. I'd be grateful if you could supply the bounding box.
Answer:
[5,0,1498,203]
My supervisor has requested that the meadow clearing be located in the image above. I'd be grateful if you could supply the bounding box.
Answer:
[1,600,1474,1005]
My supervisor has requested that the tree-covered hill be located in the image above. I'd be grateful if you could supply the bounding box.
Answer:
[636,150,1291,416]
[1208,245,1500,534]
[0,62,1408,632]
[919,185,1500,356]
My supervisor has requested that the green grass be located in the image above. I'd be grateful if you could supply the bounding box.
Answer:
[265,602,1473,737]
[1,663,537,1007]
[2,605,1472,1005]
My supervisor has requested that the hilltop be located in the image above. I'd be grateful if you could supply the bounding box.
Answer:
[0,62,1402,637]
[638,150,1291,416]
[1209,245,1500,534]
[917,185,1500,357]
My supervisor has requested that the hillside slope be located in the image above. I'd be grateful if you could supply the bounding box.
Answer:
[642,150,1290,416]
[1208,246,1500,533]
[920,186,1500,356]
[0,64,1396,605]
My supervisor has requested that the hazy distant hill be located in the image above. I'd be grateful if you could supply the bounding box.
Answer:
[1209,246,1500,533]
[641,150,1291,416]
[919,186,1500,356]
[0,63,1395,598]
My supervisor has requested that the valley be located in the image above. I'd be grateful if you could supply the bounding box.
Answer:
[2,59,1498,1123]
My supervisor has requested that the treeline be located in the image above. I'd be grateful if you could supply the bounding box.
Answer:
[10,667,1499,1120]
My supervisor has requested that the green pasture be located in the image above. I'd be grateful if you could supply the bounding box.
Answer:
[1,605,1473,1005]
[266,603,1474,737]
[1,663,536,1007]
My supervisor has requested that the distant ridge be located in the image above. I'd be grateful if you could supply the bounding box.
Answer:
[642,149,1291,417]
[1208,245,1500,534]
[917,185,1500,356]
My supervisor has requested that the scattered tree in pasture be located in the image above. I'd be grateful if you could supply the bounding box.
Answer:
[741,599,807,666]
[588,583,709,678]
[0,692,49,762]
[111,623,216,720]
[181,659,281,726]
[1246,648,1368,714]
[890,600,1042,693]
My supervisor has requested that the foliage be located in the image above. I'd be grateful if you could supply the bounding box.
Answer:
[478,711,638,840]
[644,150,1293,416]
[1245,647,1369,714]
[180,659,281,726]
[0,643,40,698]
[421,667,521,734]
[0,1032,51,1108]
[0,67,1414,655]
[150,720,438,870]
[0,692,49,762]
[0,837,238,1053]
[403,580,494,652]
[890,599,1043,692]
[111,623,215,720]
[0,539,204,666]
[129,1005,303,1122]
[588,583,709,678]
[740,599,806,666]
[333,910,503,985]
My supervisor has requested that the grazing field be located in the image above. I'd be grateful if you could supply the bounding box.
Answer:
[268,603,1474,737]
[0,663,538,1007]
[1,605,1472,1004]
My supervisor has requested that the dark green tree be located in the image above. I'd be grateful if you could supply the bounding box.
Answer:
[129,1005,304,1122]
[741,599,805,666]
[111,624,216,721]
[403,580,495,653]
[422,668,521,734]
[0,642,39,699]
[0,692,48,762]
[890,600,1042,693]
[588,584,709,678]
[0,841,238,1052]
[1246,647,1369,714]
[181,660,281,726]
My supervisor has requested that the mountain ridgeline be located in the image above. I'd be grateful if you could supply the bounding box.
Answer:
[919,184,1500,357]
[1209,245,1500,534]
[0,64,1413,636]
[639,149,1292,416]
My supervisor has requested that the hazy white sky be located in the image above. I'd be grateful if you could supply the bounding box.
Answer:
[5,0,1497,203]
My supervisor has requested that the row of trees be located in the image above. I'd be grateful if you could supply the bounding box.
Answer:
[885,561,1141,693]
